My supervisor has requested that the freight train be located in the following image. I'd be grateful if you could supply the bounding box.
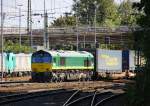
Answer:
[31,49,136,81]
[0,49,137,81]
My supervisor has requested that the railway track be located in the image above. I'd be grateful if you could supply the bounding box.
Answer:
[0,88,125,106]
[0,80,30,84]
[0,80,126,106]
[0,89,76,105]
[63,90,125,106]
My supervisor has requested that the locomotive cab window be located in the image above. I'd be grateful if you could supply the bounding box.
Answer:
[91,58,94,66]
[32,52,51,63]
[84,58,89,67]
[88,59,92,66]
[53,58,56,63]
[60,57,66,66]
[84,58,92,67]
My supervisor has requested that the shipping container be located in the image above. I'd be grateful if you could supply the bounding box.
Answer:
[122,50,129,71]
[14,53,31,72]
[97,49,122,72]
[6,53,16,73]
[0,53,6,72]
[129,51,136,70]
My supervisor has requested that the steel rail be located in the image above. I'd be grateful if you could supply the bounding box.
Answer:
[0,89,75,105]
[90,91,97,106]
[95,93,125,106]
[65,94,94,106]
[0,80,32,84]
[63,90,80,106]
[65,91,112,106]
[0,88,65,98]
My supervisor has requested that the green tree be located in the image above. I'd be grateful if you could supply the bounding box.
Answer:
[4,40,33,53]
[118,0,137,26]
[51,15,76,27]
[72,0,119,27]
[51,0,139,27]
[127,0,150,106]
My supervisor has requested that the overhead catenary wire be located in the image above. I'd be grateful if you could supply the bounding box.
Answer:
[2,0,72,27]
[3,5,72,14]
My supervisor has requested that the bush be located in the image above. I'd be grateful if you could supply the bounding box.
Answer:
[4,40,34,53]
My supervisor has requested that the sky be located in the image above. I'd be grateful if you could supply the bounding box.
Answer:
[2,0,73,29]
[1,0,140,29]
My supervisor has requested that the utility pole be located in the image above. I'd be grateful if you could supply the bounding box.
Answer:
[94,7,97,48]
[27,0,32,48]
[44,12,49,49]
[75,0,79,51]
[94,1,99,48]
[85,8,89,49]
[18,4,23,52]
[30,2,32,48]
[1,0,3,82]
[27,0,29,46]
[43,0,49,50]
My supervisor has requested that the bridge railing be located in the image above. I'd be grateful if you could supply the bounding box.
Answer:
[1,26,142,35]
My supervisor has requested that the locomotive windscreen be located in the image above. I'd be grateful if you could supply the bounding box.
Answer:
[32,52,51,63]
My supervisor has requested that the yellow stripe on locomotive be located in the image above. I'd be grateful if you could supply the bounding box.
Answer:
[31,63,52,73]
[52,66,93,70]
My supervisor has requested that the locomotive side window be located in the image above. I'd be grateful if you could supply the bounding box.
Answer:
[88,59,92,66]
[84,58,92,67]
[84,59,88,67]
[60,57,66,66]
[53,58,56,63]
[91,58,94,66]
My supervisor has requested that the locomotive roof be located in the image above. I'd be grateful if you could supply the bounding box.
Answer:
[47,50,94,57]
